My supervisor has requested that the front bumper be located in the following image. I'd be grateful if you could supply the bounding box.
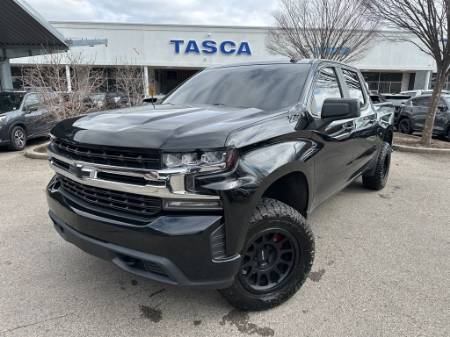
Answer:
[47,183,241,289]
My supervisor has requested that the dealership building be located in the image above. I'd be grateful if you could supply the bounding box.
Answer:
[3,18,444,95]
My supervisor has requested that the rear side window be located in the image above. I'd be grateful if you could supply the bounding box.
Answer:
[310,67,342,116]
[342,69,365,106]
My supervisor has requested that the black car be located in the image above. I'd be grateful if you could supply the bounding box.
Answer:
[0,91,57,150]
[397,94,450,139]
[85,92,130,110]
[46,60,394,310]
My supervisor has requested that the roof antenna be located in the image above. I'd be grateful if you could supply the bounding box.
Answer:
[290,58,297,63]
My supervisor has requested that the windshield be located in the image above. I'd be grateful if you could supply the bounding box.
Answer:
[164,64,311,111]
[0,92,26,113]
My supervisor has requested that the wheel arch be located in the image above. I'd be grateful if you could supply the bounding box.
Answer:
[9,122,28,135]
[261,171,310,218]
[383,127,394,145]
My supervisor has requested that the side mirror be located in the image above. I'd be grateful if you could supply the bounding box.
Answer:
[24,105,39,113]
[143,95,165,104]
[438,104,448,112]
[321,98,361,120]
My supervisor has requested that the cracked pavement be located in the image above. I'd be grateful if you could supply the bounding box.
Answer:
[0,148,449,337]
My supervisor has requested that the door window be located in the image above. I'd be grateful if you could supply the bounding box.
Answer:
[342,69,366,107]
[23,94,42,110]
[310,67,342,117]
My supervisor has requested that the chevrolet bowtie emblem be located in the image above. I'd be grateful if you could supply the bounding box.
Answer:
[69,163,96,179]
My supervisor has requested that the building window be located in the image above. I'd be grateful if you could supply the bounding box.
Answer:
[166,71,178,81]
[362,72,402,93]
[430,73,450,91]
[11,66,24,90]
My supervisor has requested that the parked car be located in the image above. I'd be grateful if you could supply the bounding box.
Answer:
[85,92,129,110]
[0,91,57,150]
[397,94,450,139]
[370,92,388,104]
[400,89,450,97]
[380,94,412,127]
[369,93,396,115]
[46,60,394,310]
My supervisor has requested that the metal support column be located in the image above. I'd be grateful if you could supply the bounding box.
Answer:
[0,59,13,91]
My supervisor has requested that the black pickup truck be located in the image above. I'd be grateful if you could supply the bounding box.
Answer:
[47,60,394,310]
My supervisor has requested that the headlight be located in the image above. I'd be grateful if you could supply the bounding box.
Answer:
[162,149,237,171]
[0,116,7,126]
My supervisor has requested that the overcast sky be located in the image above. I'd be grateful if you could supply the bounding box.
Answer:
[25,0,279,26]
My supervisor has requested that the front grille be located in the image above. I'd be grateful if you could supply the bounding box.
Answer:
[51,139,161,169]
[58,176,162,221]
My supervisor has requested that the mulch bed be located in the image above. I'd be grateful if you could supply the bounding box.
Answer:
[394,133,450,149]
[34,144,48,153]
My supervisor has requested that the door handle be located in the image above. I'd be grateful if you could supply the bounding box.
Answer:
[342,121,354,131]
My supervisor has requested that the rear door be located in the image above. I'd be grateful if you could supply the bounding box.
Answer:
[339,67,379,180]
[434,98,449,133]
[412,96,431,130]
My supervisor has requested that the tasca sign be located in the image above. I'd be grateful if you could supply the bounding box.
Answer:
[170,39,252,56]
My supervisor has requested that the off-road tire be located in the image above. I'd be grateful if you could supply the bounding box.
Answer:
[219,198,315,311]
[9,125,27,151]
[362,142,391,191]
[398,118,413,134]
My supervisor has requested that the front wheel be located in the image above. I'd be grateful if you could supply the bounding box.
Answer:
[9,126,27,151]
[219,198,315,311]
[362,142,392,191]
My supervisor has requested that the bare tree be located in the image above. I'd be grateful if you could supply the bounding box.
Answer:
[267,0,379,62]
[364,0,450,146]
[21,51,104,120]
[115,65,144,107]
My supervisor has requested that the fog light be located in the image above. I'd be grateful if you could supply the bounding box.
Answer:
[163,199,222,211]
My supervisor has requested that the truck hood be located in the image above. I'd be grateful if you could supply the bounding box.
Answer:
[51,104,269,151]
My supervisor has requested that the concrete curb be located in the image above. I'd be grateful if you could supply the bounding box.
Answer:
[393,143,450,155]
[24,142,49,160]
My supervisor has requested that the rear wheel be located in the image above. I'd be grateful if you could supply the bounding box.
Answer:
[398,118,413,134]
[219,198,314,311]
[362,142,391,191]
[9,126,27,151]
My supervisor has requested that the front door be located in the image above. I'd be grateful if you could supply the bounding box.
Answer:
[412,96,431,130]
[22,94,49,137]
[434,98,449,134]
[308,66,356,206]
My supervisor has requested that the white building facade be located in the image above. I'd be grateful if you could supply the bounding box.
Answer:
[10,21,439,95]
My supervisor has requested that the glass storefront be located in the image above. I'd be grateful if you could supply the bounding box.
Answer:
[362,72,403,93]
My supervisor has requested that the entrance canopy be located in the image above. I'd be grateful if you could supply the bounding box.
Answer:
[0,0,67,60]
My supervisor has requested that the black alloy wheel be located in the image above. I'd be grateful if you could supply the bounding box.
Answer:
[239,228,298,293]
[219,198,315,311]
[9,126,27,151]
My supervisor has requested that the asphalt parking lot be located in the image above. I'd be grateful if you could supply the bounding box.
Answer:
[0,149,449,337]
